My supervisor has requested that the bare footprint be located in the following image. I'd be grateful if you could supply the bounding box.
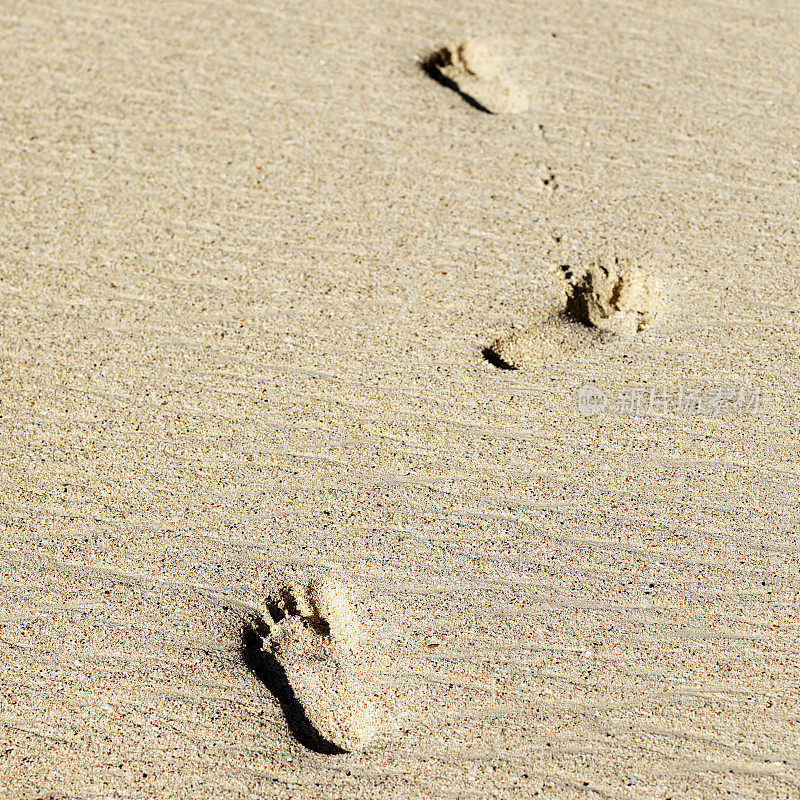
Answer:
[562,256,661,335]
[486,255,662,369]
[423,40,529,114]
[243,568,377,753]
[485,316,601,370]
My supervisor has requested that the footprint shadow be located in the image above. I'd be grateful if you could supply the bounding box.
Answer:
[241,623,347,755]
[420,58,491,113]
[481,346,516,370]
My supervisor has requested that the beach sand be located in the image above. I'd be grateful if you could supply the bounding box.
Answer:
[1,0,799,797]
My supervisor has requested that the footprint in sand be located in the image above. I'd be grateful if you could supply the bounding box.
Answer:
[561,255,661,334]
[486,254,662,369]
[242,568,377,753]
[423,40,529,114]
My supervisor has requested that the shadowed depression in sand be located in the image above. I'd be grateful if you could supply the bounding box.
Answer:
[243,568,379,754]
[487,255,663,369]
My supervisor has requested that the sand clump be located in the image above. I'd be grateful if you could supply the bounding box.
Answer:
[487,256,662,368]
[245,568,377,753]
[424,40,529,114]
[562,256,662,334]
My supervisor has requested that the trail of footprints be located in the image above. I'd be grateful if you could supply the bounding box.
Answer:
[419,40,663,368]
[239,40,666,756]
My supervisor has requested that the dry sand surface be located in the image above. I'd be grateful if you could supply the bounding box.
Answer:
[1,0,800,798]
